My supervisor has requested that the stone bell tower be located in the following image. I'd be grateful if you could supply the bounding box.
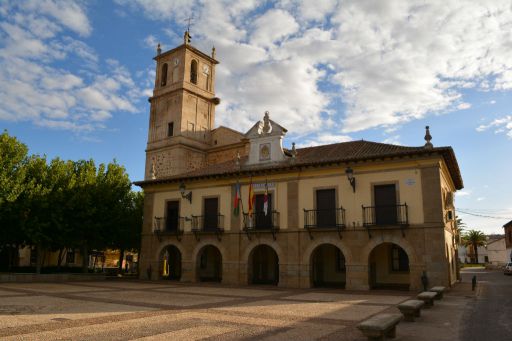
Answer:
[145,32,220,180]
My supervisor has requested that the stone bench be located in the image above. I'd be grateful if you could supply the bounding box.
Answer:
[397,299,424,321]
[356,313,403,341]
[417,291,437,308]
[429,286,446,300]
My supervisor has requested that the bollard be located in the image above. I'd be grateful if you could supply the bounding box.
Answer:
[472,275,476,291]
[421,271,429,291]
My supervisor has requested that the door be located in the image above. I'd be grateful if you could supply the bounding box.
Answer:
[203,198,219,231]
[166,201,180,232]
[252,246,278,285]
[374,184,397,225]
[316,189,336,227]
[255,194,272,229]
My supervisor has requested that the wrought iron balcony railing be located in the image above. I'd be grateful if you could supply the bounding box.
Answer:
[243,211,280,231]
[191,214,225,232]
[362,204,409,227]
[153,216,185,241]
[303,208,346,229]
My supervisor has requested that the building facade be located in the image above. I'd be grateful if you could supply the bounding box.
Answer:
[504,220,512,262]
[135,36,464,291]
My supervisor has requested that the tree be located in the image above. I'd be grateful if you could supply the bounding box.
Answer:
[0,131,29,270]
[462,230,487,264]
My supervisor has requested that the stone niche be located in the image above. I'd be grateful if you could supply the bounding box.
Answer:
[245,112,288,165]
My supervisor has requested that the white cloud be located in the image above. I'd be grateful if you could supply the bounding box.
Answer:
[295,134,352,148]
[382,135,401,145]
[457,103,471,110]
[143,35,158,49]
[456,190,472,197]
[21,0,92,36]
[476,115,512,138]
[116,0,512,139]
[0,1,143,133]
[250,9,299,47]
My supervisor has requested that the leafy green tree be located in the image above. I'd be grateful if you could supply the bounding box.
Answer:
[0,131,29,270]
[462,230,487,264]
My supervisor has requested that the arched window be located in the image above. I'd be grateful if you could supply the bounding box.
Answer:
[190,60,198,84]
[161,63,168,86]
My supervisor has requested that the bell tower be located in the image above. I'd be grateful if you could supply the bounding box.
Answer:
[145,32,220,180]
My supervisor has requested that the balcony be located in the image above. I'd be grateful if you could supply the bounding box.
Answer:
[303,208,346,239]
[362,204,408,237]
[243,211,280,240]
[153,216,185,241]
[191,214,225,241]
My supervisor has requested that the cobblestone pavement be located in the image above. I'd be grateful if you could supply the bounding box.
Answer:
[0,280,471,340]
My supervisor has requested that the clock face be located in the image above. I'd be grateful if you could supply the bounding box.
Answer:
[173,58,179,66]
[202,64,209,74]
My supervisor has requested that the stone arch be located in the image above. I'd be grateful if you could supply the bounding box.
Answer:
[367,242,411,290]
[161,63,168,86]
[248,244,279,285]
[158,244,183,280]
[190,59,198,84]
[309,243,347,288]
[195,244,223,282]
[302,237,353,265]
[361,235,418,265]
[242,240,284,263]
[192,239,227,263]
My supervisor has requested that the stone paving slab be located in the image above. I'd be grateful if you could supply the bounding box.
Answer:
[214,299,388,321]
[134,325,237,341]
[284,292,409,305]
[0,283,97,293]
[71,281,175,290]
[0,295,156,329]
[155,285,285,297]
[68,290,239,307]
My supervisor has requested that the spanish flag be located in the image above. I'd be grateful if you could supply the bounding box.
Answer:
[248,178,255,217]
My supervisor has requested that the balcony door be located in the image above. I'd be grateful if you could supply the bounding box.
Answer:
[166,201,180,232]
[316,189,336,227]
[203,198,219,231]
[255,194,272,229]
[374,184,397,225]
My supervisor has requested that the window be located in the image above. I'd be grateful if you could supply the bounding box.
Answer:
[166,201,180,232]
[190,60,198,84]
[391,245,409,272]
[203,197,219,231]
[66,249,75,264]
[335,248,346,272]
[315,189,336,227]
[374,184,398,225]
[161,63,168,86]
[168,122,174,137]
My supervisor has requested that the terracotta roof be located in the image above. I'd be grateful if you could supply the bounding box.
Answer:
[135,140,463,189]
[504,220,512,228]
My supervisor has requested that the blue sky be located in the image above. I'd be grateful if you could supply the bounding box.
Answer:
[1,0,511,234]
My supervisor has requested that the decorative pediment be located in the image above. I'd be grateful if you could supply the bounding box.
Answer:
[244,111,289,165]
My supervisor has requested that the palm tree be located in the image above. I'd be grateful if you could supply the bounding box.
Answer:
[462,230,486,264]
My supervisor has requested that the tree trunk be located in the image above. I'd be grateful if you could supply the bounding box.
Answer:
[473,242,479,264]
[118,249,125,274]
[36,244,43,274]
[57,248,65,270]
[81,244,89,273]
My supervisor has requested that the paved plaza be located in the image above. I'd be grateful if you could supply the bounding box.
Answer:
[0,280,470,340]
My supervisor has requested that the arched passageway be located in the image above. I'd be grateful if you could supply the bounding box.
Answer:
[197,245,222,282]
[310,244,346,288]
[161,245,181,280]
[249,245,279,285]
[368,242,410,290]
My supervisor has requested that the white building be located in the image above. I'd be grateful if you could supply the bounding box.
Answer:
[486,237,507,266]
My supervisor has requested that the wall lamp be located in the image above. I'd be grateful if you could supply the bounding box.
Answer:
[346,167,356,193]
[179,181,192,203]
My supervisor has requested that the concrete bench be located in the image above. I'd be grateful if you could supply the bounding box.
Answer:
[417,291,437,308]
[356,313,402,340]
[429,286,446,300]
[397,299,424,321]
